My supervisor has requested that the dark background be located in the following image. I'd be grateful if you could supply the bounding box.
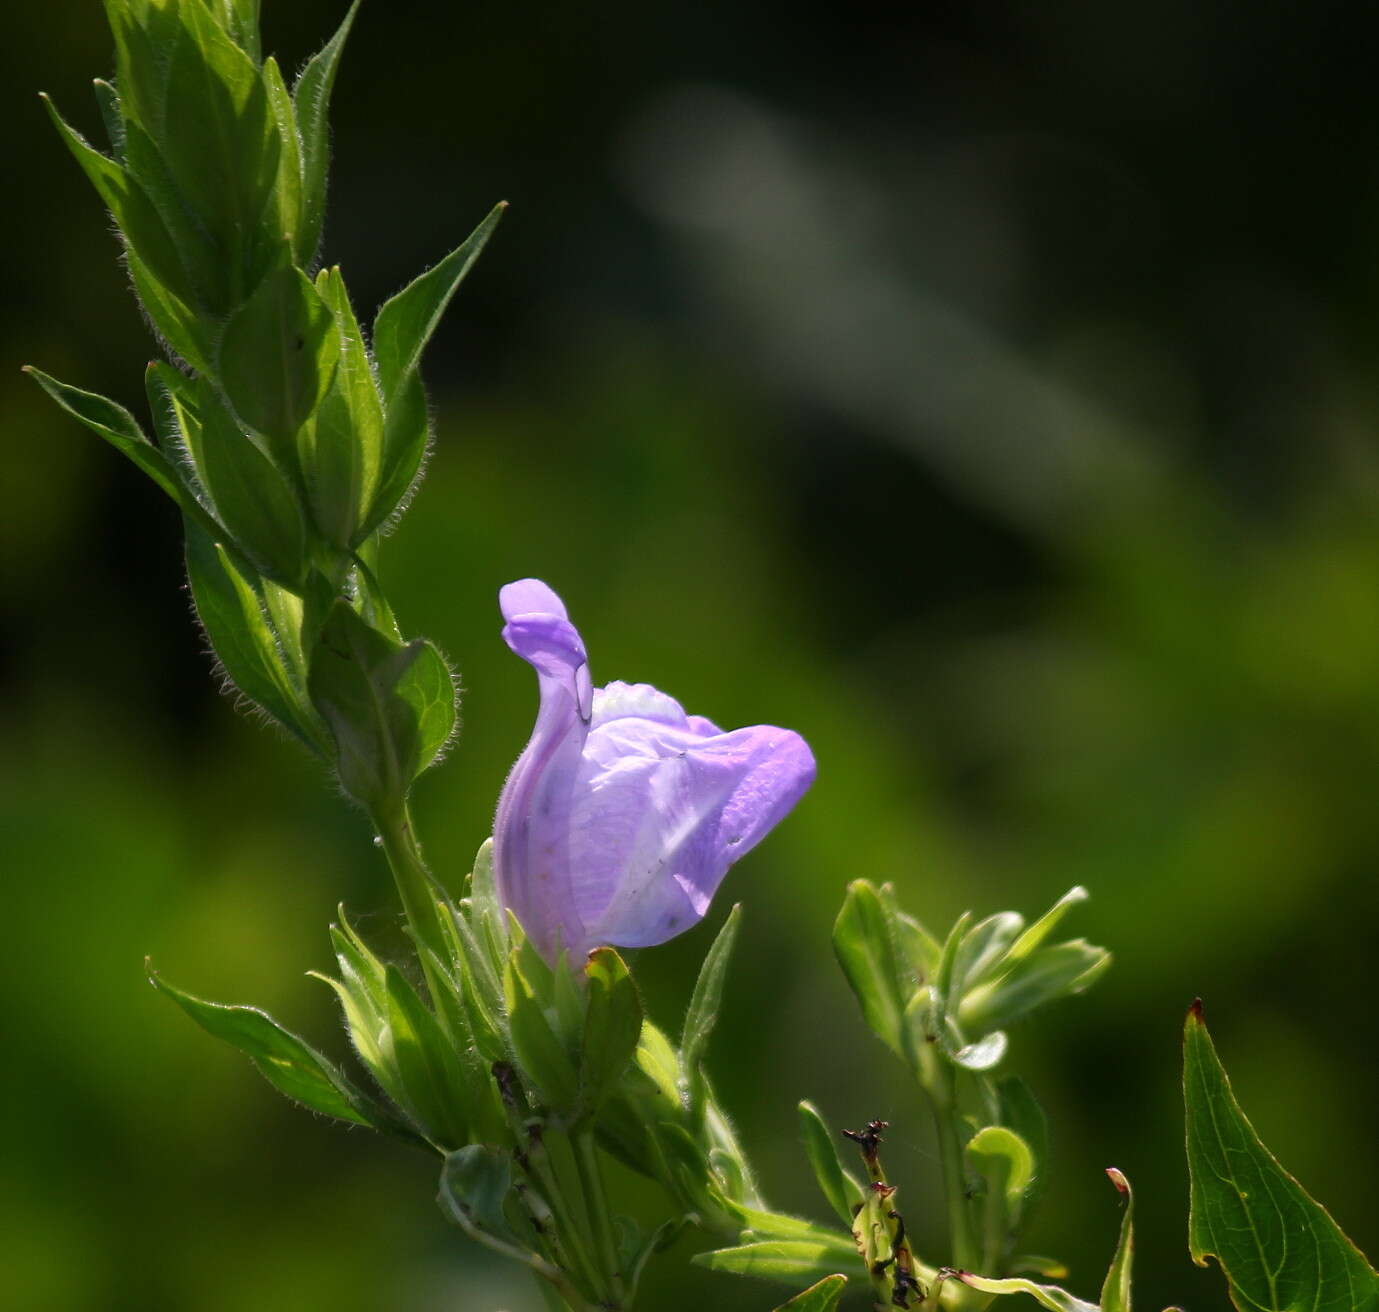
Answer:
[5,1,1379,1308]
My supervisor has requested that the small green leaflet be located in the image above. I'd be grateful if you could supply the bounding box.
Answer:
[797,1100,864,1227]
[147,964,415,1143]
[1184,1002,1379,1312]
[292,0,360,266]
[772,1275,849,1311]
[692,1240,853,1287]
[680,903,742,1073]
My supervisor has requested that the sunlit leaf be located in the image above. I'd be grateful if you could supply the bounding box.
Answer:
[292,0,360,265]
[219,265,337,456]
[1184,1003,1379,1312]
[833,879,912,1059]
[772,1275,849,1311]
[692,1241,851,1287]
[582,947,643,1113]
[798,1100,864,1227]
[681,903,742,1073]
[148,965,398,1133]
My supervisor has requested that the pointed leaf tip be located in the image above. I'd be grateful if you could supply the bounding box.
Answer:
[1184,1008,1379,1311]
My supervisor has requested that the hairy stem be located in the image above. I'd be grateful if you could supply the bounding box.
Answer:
[372,798,450,994]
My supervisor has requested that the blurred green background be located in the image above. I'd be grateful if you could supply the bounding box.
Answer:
[5,1,1379,1308]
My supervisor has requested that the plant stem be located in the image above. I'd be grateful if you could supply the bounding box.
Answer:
[574,1127,627,1307]
[927,1059,979,1274]
[372,798,450,996]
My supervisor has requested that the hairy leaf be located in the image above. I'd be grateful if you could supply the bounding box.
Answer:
[149,966,390,1130]
[681,903,742,1073]
[292,0,360,265]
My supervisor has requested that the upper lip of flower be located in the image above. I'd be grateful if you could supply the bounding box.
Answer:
[492,579,816,962]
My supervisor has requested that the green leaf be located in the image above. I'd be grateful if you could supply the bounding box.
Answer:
[183,380,309,586]
[160,1,280,300]
[967,1126,1035,1210]
[364,203,505,535]
[314,934,393,1095]
[103,0,182,143]
[1099,1169,1134,1312]
[772,1275,849,1312]
[961,940,1111,1037]
[732,1207,856,1254]
[1184,1003,1379,1312]
[219,265,337,457]
[954,912,1025,992]
[399,639,457,775]
[998,1077,1050,1213]
[306,600,455,808]
[261,56,302,247]
[967,1125,1035,1250]
[292,0,360,266]
[955,889,1110,1035]
[954,1271,1099,1312]
[149,965,388,1130]
[41,93,197,309]
[798,1101,864,1227]
[92,77,124,158]
[468,837,501,936]
[952,1030,1009,1071]
[692,1241,852,1287]
[1011,1257,1071,1279]
[919,909,971,1062]
[650,1120,718,1216]
[582,948,644,1114]
[1004,887,1090,965]
[184,523,325,751]
[383,964,469,1149]
[443,910,507,1065]
[128,248,213,373]
[23,366,186,511]
[211,0,262,63]
[504,947,580,1111]
[303,268,385,548]
[119,113,229,316]
[885,884,942,982]
[832,879,912,1059]
[704,1094,763,1209]
[681,903,742,1073]
[634,1021,683,1108]
[372,202,506,405]
[438,1145,517,1241]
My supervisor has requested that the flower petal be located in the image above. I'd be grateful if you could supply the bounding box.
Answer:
[591,680,692,730]
[493,580,593,959]
[570,718,816,950]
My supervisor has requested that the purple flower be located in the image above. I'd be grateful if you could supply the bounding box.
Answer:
[493,579,816,962]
